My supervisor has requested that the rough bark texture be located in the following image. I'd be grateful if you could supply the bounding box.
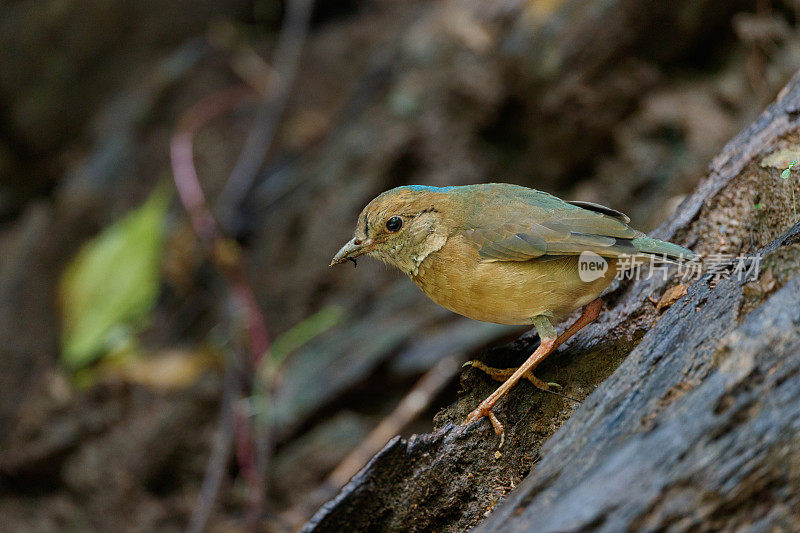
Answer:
[301,71,800,532]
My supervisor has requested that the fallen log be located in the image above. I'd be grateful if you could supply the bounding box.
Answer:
[302,69,800,532]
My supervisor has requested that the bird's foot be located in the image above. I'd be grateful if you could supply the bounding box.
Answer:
[463,360,561,391]
[464,401,505,435]
[526,374,562,391]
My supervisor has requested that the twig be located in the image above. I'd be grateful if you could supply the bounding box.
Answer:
[186,361,237,533]
[172,3,313,529]
[328,354,462,487]
[217,0,315,228]
[171,88,271,367]
[170,87,271,532]
[281,353,463,528]
[172,0,316,512]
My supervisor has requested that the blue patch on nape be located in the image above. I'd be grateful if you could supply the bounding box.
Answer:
[401,184,458,192]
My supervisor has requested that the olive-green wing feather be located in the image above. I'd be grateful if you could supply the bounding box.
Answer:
[566,200,630,223]
[459,187,695,262]
[465,214,641,261]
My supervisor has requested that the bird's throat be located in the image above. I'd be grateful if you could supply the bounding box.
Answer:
[399,231,448,277]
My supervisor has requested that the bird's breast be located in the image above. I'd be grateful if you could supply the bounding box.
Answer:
[411,235,616,325]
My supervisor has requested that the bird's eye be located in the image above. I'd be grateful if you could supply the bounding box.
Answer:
[385,216,403,232]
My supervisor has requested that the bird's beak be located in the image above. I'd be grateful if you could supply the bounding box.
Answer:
[330,237,373,266]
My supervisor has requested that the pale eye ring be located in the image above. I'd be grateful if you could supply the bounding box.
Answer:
[385,216,403,232]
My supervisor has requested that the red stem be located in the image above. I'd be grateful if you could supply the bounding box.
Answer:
[169,86,270,530]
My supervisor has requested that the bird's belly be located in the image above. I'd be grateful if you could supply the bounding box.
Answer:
[413,253,616,325]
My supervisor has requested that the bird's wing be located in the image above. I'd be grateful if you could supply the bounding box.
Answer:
[566,200,630,223]
[462,193,642,262]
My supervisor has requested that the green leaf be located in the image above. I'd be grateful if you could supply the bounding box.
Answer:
[782,161,799,180]
[265,306,344,369]
[753,203,764,210]
[60,185,171,369]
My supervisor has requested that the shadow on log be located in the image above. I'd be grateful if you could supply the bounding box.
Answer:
[302,70,800,532]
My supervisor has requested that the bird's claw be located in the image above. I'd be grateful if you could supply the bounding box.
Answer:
[535,380,563,391]
[464,404,505,436]
[463,360,559,391]
[525,373,560,391]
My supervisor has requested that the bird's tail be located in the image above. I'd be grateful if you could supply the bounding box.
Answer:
[631,236,700,262]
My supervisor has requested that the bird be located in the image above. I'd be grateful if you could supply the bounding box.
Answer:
[330,183,698,436]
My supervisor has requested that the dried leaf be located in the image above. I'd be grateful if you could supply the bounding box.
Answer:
[656,284,688,312]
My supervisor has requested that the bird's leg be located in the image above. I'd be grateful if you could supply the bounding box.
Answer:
[463,360,562,390]
[463,299,603,435]
[465,299,603,388]
[552,298,603,351]
[464,331,557,435]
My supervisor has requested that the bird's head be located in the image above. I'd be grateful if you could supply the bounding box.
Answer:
[330,186,453,275]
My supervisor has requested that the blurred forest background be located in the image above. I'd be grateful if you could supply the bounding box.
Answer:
[1,0,800,531]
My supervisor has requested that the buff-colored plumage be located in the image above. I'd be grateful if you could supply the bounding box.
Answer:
[332,183,694,325]
[331,183,698,435]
